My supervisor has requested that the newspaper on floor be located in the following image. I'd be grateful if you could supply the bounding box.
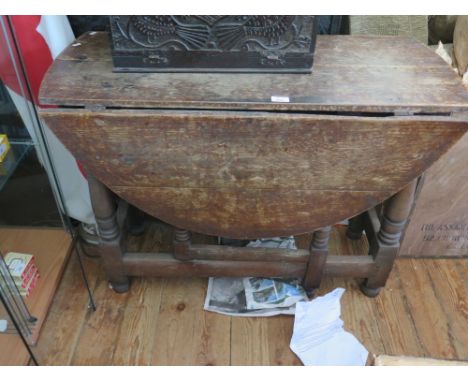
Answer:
[243,277,307,310]
[246,236,297,249]
[204,236,308,317]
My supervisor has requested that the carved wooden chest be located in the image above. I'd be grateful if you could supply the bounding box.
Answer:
[109,16,317,73]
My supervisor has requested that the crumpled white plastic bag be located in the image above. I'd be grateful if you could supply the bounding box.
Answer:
[290,288,368,366]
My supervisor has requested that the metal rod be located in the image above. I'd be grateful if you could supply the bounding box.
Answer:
[0,292,39,365]
[0,255,36,323]
[0,271,32,337]
[73,238,97,311]
[0,283,31,337]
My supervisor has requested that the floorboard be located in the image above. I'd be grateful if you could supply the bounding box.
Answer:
[151,277,231,366]
[32,253,99,365]
[112,277,164,365]
[32,222,468,365]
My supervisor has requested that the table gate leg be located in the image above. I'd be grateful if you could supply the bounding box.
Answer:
[88,174,129,293]
[360,180,417,297]
[303,226,332,297]
[346,213,365,240]
[173,228,192,261]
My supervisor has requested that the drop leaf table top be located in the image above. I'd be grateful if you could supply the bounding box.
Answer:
[39,32,468,239]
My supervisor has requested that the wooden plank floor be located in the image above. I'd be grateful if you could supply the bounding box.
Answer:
[33,222,468,365]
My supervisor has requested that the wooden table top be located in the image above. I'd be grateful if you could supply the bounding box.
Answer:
[40,32,468,114]
[39,32,468,237]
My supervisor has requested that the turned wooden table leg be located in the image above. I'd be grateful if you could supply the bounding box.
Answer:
[173,228,192,261]
[88,174,129,293]
[303,226,332,297]
[360,180,417,297]
[346,213,365,240]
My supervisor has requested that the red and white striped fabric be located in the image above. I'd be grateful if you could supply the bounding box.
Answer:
[0,16,94,224]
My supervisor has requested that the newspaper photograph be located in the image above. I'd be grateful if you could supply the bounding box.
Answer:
[204,276,308,317]
[243,277,307,310]
[204,236,308,317]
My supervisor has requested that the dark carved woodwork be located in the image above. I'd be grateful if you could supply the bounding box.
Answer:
[109,16,317,73]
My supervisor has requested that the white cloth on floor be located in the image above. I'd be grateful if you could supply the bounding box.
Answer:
[290,288,368,366]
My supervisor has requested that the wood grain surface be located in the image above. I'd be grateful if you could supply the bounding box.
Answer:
[69,273,130,365]
[152,278,230,365]
[110,277,164,365]
[374,355,468,366]
[39,32,468,113]
[395,259,461,359]
[40,109,467,238]
[31,223,468,365]
[29,253,99,366]
[400,132,468,257]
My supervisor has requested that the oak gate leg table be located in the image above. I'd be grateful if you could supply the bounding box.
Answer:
[39,32,468,297]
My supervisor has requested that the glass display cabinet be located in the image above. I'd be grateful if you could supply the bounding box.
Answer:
[0,16,93,365]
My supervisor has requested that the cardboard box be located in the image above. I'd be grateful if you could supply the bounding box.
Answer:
[400,132,468,257]
[0,145,16,176]
[0,134,11,162]
[19,270,40,297]
[4,252,35,279]
[17,264,37,288]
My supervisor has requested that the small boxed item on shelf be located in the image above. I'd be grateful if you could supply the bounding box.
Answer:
[4,252,35,279]
[3,252,40,297]
[0,134,11,162]
[19,271,40,297]
[0,152,15,176]
[17,264,37,289]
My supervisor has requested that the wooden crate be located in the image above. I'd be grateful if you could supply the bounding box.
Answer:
[400,132,468,257]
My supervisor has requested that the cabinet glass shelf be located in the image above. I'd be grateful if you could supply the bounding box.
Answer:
[0,141,33,193]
